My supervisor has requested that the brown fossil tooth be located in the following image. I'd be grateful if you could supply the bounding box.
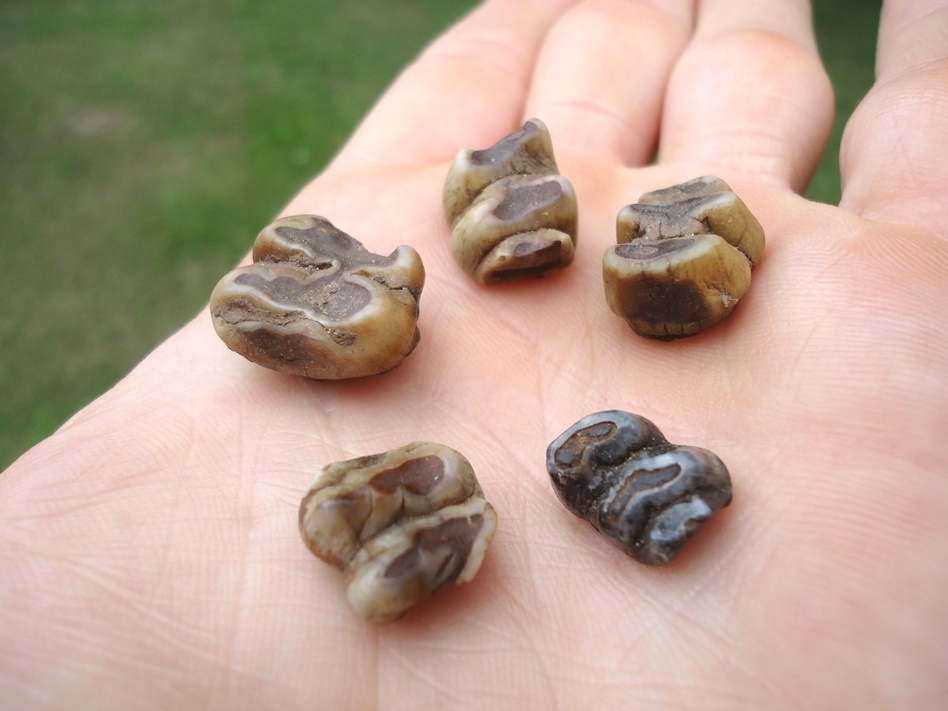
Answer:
[605,176,764,339]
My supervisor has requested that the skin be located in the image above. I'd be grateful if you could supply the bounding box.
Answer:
[2,0,947,708]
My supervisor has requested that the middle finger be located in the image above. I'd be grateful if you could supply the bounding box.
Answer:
[524,0,695,166]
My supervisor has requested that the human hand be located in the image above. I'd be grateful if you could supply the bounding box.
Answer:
[2,0,947,707]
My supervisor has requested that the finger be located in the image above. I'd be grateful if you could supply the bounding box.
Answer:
[839,0,948,237]
[334,0,582,170]
[523,0,694,166]
[659,0,834,192]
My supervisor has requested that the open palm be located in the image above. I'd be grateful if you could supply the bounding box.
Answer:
[3,0,947,707]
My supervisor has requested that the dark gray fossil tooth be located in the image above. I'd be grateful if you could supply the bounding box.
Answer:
[547,410,732,565]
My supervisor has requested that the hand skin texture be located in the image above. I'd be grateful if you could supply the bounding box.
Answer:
[2,0,947,708]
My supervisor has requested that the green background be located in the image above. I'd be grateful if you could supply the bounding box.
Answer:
[0,0,880,470]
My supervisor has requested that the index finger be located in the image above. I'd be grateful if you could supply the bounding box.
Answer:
[658,0,833,192]
[839,0,948,238]
[334,0,582,171]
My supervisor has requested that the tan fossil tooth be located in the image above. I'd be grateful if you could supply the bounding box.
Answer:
[444,119,578,284]
[299,442,497,623]
[210,215,424,379]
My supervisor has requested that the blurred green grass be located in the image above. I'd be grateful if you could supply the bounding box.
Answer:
[0,0,880,470]
[808,0,881,204]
